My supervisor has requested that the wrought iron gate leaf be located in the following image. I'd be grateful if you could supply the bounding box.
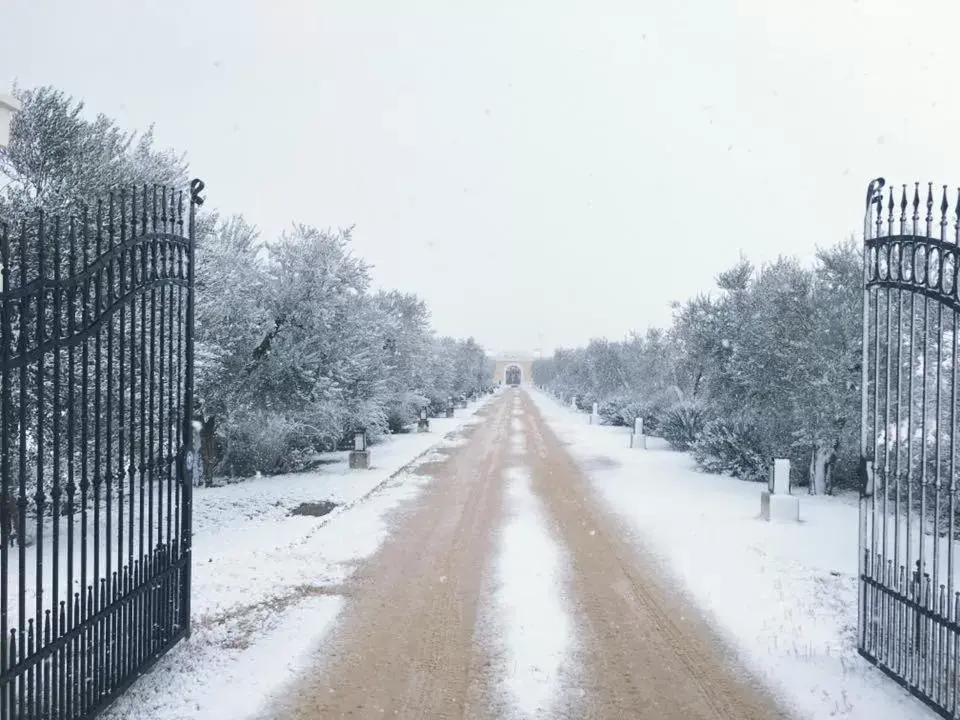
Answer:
[0,181,201,719]
[860,178,960,718]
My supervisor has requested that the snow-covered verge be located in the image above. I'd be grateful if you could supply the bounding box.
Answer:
[529,389,934,720]
[101,397,492,720]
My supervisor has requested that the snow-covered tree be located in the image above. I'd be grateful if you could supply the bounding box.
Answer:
[0,85,187,220]
[193,213,269,482]
[0,83,495,497]
[537,243,869,492]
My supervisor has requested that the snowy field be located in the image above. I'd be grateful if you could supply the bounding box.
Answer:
[530,389,935,720]
[100,397,492,720]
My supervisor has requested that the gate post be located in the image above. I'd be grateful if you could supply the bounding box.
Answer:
[180,179,205,638]
[629,417,646,449]
[858,177,884,653]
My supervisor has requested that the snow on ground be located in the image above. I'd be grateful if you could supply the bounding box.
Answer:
[510,429,526,458]
[529,388,935,720]
[491,464,574,719]
[102,397,492,720]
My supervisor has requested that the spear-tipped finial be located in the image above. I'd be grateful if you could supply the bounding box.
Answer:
[190,178,205,207]
[954,188,960,242]
[941,185,949,231]
[866,177,885,212]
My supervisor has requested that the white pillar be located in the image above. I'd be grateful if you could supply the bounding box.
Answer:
[760,458,799,522]
[589,402,599,425]
[630,416,646,449]
[0,93,20,149]
[771,458,790,494]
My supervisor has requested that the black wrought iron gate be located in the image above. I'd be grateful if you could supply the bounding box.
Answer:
[0,180,203,719]
[860,177,960,717]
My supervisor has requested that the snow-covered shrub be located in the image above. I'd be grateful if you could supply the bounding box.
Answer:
[220,411,311,477]
[597,396,661,430]
[598,397,634,426]
[659,403,707,450]
[219,399,350,476]
[691,417,766,481]
[346,398,391,445]
[636,399,669,434]
[574,393,598,413]
[383,389,428,434]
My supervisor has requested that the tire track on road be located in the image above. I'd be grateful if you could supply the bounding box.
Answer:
[519,390,790,719]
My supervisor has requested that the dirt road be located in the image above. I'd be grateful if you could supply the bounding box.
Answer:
[263,389,789,719]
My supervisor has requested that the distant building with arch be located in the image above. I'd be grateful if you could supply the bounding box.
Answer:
[492,351,538,386]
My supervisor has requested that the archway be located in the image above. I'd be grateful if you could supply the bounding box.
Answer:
[492,352,534,386]
[505,364,522,386]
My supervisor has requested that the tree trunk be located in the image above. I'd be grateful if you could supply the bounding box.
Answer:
[199,414,218,487]
[691,369,703,399]
[825,438,840,495]
[808,444,836,495]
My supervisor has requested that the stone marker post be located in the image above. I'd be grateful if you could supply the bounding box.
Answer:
[349,430,370,470]
[760,458,800,522]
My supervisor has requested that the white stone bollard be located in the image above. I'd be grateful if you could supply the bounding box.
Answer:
[349,430,371,469]
[571,396,578,411]
[760,458,800,522]
[589,402,600,425]
[630,417,647,449]
[772,458,790,494]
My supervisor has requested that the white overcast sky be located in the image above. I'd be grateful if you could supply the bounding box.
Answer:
[2,0,960,355]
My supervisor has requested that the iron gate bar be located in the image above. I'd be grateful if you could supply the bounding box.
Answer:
[0,180,201,719]
[860,177,960,718]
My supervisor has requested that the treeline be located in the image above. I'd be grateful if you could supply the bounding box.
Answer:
[193,218,493,478]
[0,85,493,489]
[534,242,863,494]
